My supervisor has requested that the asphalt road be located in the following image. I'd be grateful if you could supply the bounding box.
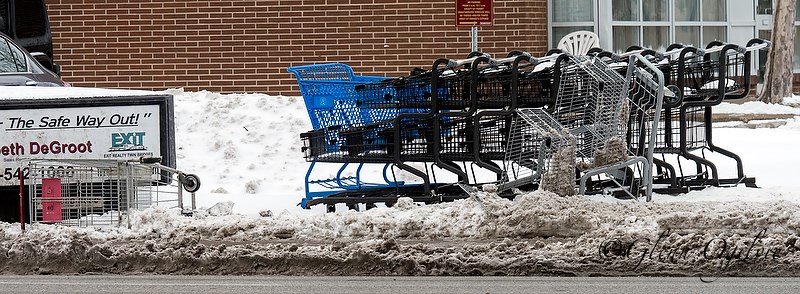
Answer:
[0,275,799,294]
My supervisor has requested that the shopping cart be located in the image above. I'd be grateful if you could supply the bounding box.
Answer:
[288,63,403,209]
[577,54,666,199]
[292,56,492,209]
[498,53,638,196]
[592,39,769,193]
[637,39,769,191]
[335,56,491,197]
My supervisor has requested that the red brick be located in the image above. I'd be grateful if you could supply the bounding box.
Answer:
[48,0,548,95]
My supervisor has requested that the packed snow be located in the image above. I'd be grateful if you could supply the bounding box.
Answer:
[0,88,799,276]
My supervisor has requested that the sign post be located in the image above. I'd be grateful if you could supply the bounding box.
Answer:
[456,0,493,52]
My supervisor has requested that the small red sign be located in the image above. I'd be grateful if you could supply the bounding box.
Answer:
[456,0,493,27]
[42,178,62,223]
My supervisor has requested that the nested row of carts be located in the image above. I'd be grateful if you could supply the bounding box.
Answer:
[289,39,769,211]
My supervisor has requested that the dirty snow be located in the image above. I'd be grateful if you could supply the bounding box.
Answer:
[0,88,799,276]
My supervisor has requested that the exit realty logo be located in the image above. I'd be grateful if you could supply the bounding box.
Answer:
[108,132,147,152]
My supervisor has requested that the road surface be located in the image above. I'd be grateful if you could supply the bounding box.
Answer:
[0,275,798,293]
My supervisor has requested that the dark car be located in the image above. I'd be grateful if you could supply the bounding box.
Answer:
[0,32,66,86]
[0,0,58,74]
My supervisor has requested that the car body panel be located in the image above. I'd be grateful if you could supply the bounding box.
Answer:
[0,33,65,87]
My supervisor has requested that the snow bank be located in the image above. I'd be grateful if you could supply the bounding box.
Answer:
[785,95,800,106]
[0,190,798,276]
[715,100,800,115]
[0,90,797,276]
[167,89,312,214]
[0,86,161,99]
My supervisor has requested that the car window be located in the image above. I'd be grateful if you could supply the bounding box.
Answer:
[0,37,27,73]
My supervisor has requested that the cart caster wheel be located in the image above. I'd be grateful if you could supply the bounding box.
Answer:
[326,204,336,213]
[385,201,395,208]
[181,174,201,193]
[663,85,682,108]
[346,203,360,212]
[365,203,377,210]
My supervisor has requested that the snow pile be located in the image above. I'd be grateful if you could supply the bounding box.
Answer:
[166,89,311,213]
[785,95,800,106]
[1,190,799,275]
[715,100,800,115]
[0,89,797,276]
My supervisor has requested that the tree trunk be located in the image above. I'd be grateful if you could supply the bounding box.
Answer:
[760,0,796,104]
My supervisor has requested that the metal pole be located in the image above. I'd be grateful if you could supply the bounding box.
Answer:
[125,162,133,229]
[177,172,184,214]
[19,163,24,231]
[471,26,478,52]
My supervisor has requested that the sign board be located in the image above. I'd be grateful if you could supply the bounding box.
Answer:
[41,178,62,223]
[0,104,162,186]
[456,0,493,27]
[0,91,175,187]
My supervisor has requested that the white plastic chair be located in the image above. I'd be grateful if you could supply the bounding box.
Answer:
[557,31,599,55]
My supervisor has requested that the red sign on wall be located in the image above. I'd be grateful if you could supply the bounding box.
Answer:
[42,178,62,223]
[456,0,493,27]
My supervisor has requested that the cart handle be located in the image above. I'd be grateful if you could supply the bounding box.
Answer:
[445,53,491,68]
[492,54,534,66]
[537,52,564,63]
[745,38,771,51]
[700,42,745,55]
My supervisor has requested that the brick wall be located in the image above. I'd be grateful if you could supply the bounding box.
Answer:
[46,0,548,95]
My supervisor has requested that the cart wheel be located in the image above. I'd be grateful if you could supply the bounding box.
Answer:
[346,203,360,212]
[365,203,377,210]
[326,204,336,213]
[631,178,642,196]
[181,174,201,193]
[385,201,395,208]
[663,85,682,109]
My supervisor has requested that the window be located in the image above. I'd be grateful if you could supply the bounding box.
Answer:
[613,27,639,52]
[553,0,593,22]
[612,0,638,21]
[792,1,800,71]
[643,0,669,21]
[550,0,595,47]
[675,26,700,46]
[703,26,726,44]
[757,0,772,15]
[547,0,800,74]
[0,38,28,73]
[792,25,800,71]
[702,0,726,21]
[675,0,699,21]
[643,26,670,50]
[606,0,727,52]
[610,0,670,21]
